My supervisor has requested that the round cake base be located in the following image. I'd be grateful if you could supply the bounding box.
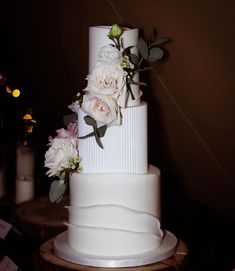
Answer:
[54,230,178,268]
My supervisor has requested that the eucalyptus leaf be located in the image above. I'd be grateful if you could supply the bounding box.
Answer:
[148,29,158,44]
[123,46,133,56]
[147,47,164,62]
[79,131,96,139]
[97,125,107,137]
[84,115,97,128]
[129,53,139,66]
[137,38,149,59]
[63,113,77,126]
[49,180,66,203]
[80,115,106,149]
[95,133,104,149]
[154,37,171,46]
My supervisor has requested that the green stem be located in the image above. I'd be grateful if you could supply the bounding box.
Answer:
[138,56,144,67]
[116,38,121,50]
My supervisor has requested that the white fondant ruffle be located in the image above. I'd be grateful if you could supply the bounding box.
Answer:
[69,165,161,218]
[66,204,163,235]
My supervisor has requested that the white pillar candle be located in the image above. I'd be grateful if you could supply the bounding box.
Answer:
[0,166,5,198]
[15,176,34,204]
[16,143,35,177]
[15,142,35,204]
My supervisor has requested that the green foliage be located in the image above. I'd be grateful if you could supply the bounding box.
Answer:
[63,113,77,126]
[137,38,149,59]
[79,115,107,149]
[49,180,67,203]
[129,53,139,66]
[137,37,165,62]
[76,25,170,149]
[154,37,171,46]
[148,47,164,62]
[84,115,97,128]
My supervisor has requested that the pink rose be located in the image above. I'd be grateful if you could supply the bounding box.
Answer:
[55,122,78,139]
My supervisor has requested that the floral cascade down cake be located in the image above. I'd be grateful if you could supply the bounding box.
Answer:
[44,25,177,267]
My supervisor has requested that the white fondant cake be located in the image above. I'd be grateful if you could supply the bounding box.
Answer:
[65,25,164,259]
[67,165,161,256]
[44,24,177,267]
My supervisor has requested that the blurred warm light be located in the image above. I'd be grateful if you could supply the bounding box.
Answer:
[12,89,20,97]
[26,125,33,134]
[0,74,6,84]
[23,114,32,120]
[6,85,12,93]
[0,74,23,98]
[23,109,37,135]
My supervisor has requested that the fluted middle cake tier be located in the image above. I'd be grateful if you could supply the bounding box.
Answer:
[78,102,148,174]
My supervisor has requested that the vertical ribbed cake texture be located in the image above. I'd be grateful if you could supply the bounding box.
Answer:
[78,102,147,174]
[67,25,163,257]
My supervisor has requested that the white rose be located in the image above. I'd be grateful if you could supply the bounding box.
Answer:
[84,62,128,108]
[44,138,78,177]
[98,44,121,65]
[82,94,121,126]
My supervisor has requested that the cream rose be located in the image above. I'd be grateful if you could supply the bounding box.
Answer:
[82,94,121,126]
[98,44,121,65]
[84,62,128,108]
[44,137,78,177]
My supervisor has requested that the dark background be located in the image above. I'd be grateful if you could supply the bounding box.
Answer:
[0,1,234,270]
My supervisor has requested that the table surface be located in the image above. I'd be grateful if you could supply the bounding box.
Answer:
[12,196,69,242]
[40,237,188,271]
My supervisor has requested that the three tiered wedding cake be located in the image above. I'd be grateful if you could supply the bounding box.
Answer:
[45,24,177,267]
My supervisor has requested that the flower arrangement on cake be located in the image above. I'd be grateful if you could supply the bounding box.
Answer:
[44,122,82,202]
[44,24,169,202]
[69,24,168,148]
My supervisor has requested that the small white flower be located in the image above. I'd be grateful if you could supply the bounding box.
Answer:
[120,55,135,70]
